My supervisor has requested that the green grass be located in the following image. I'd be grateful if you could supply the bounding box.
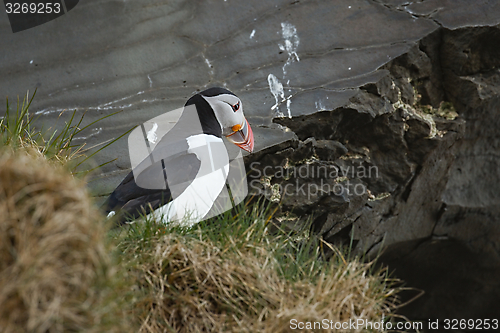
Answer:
[112,200,400,332]
[0,90,130,175]
[116,199,327,284]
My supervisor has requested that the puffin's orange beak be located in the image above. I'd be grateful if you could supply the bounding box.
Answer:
[225,118,254,153]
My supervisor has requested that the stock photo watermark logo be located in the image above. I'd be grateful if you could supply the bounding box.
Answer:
[248,161,379,201]
[4,1,79,33]
[127,104,248,224]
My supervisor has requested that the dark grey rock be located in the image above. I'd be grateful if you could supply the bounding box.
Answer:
[434,26,500,260]
[379,238,500,324]
[247,20,500,324]
[313,140,348,161]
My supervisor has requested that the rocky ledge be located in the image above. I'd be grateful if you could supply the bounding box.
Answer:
[246,25,500,326]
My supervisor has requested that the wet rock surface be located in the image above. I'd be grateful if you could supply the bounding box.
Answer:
[1,0,500,328]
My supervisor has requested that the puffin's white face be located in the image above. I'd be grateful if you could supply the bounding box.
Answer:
[202,93,254,153]
[202,94,243,135]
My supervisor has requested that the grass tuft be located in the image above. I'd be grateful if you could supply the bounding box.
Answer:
[116,202,400,332]
[0,91,130,175]
[0,148,132,333]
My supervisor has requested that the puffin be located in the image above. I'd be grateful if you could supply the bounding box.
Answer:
[103,87,254,226]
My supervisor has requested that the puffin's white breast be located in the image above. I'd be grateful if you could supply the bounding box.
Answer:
[149,134,229,227]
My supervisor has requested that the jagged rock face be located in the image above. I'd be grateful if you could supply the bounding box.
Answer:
[248,42,457,249]
[439,27,500,257]
[1,0,500,326]
[247,25,500,324]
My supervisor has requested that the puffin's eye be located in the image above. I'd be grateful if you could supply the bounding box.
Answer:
[231,102,240,112]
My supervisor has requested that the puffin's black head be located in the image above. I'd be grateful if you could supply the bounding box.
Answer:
[185,87,254,153]
[199,87,237,98]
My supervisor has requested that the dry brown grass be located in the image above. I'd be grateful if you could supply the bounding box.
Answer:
[128,232,398,333]
[0,148,132,333]
[0,146,399,332]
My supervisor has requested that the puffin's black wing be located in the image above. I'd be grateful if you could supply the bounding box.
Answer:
[103,152,201,224]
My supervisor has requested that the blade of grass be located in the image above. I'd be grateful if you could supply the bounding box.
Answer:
[1,91,127,177]
[72,126,134,175]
